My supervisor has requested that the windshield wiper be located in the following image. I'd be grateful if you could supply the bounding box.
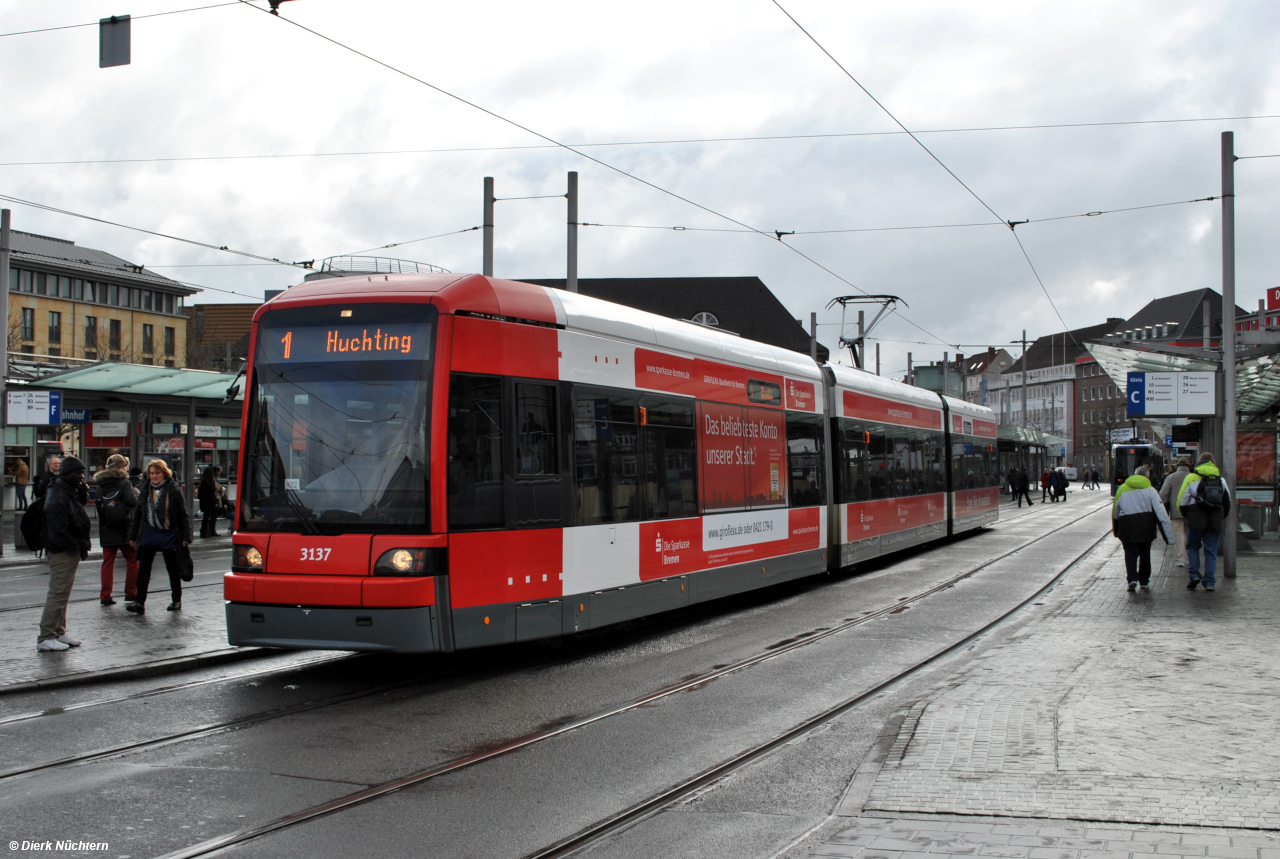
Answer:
[283,488,322,536]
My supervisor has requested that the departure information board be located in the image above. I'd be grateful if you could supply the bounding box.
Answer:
[258,322,432,364]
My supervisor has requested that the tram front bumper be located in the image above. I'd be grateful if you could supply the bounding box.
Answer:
[226,602,439,653]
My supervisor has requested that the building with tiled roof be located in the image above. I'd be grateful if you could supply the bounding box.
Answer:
[6,230,197,365]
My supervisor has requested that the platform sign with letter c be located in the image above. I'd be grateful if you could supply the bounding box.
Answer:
[1126,373,1147,416]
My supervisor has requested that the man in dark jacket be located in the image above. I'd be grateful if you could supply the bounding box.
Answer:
[36,456,92,651]
[1112,465,1174,592]
[95,454,139,606]
[1177,452,1232,591]
[1015,468,1033,507]
[33,455,61,501]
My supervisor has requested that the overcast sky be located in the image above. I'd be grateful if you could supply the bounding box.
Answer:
[1,0,1277,377]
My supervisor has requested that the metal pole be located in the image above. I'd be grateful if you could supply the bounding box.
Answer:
[1203,300,1211,351]
[1021,329,1028,429]
[856,311,864,369]
[1221,131,1238,577]
[185,399,196,516]
[482,176,494,277]
[906,352,913,385]
[0,209,8,556]
[566,171,578,293]
[875,342,880,376]
[942,352,949,398]
[809,312,817,362]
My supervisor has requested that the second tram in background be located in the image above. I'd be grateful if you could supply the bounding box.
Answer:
[1110,442,1166,494]
[225,274,1000,654]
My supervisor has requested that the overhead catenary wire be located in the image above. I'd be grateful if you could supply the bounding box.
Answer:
[578,195,1219,237]
[0,192,308,270]
[0,1,260,38]
[1236,154,1280,160]
[5,116,1280,168]
[333,226,480,259]
[232,1,957,349]
[770,0,1083,349]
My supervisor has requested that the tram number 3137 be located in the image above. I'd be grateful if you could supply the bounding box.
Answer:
[300,548,332,561]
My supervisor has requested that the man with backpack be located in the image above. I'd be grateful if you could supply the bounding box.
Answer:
[1177,452,1232,592]
[94,454,139,606]
[35,456,92,651]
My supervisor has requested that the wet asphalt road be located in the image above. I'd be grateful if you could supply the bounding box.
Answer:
[0,497,1112,859]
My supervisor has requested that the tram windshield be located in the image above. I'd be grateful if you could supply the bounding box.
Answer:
[1112,445,1160,486]
[240,303,436,533]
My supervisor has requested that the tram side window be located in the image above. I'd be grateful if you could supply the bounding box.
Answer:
[837,419,874,502]
[515,383,556,476]
[640,397,697,519]
[922,430,946,493]
[786,415,825,507]
[574,390,641,525]
[447,374,505,530]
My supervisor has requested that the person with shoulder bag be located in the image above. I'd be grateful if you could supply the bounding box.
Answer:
[95,454,140,606]
[127,459,193,614]
[35,456,92,651]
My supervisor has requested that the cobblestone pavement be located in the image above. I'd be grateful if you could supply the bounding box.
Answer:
[0,554,246,690]
[807,533,1280,859]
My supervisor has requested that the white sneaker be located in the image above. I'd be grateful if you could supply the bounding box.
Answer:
[56,635,82,647]
[1175,562,1186,567]
[37,638,70,651]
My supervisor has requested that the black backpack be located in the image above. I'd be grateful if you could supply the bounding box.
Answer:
[98,486,129,527]
[1195,475,1225,512]
[20,495,45,552]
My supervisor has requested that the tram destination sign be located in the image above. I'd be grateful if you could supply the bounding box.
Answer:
[261,321,431,364]
[1126,371,1217,417]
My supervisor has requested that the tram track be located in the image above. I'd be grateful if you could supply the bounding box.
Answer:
[150,501,1113,859]
[0,498,1105,775]
[524,526,1117,859]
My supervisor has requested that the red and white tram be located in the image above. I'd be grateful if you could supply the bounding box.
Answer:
[224,274,999,653]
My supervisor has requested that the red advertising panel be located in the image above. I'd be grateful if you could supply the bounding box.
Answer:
[954,487,1000,519]
[844,495,945,542]
[843,390,941,430]
[785,378,817,412]
[638,507,822,581]
[634,348,698,397]
[1269,287,1280,311]
[699,401,748,511]
[973,418,998,438]
[1237,431,1276,485]
[950,414,997,438]
[698,403,788,511]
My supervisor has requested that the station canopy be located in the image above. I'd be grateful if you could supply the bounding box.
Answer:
[1087,341,1280,415]
[997,425,1071,450]
[28,363,243,400]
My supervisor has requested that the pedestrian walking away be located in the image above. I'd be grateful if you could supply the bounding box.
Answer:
[1158,456,1192,569]
[1040,470,1051,502]
[1177,452,1231,592]
[1112,464,1174,592]
[197,465,224,538]
[95,454,140,606]
[127,459,193,615]
[13,458,29,510]
[128,465,145,493]
[35,456,92,651]
[1091,468,1101,490]
[1016,468,1034,507]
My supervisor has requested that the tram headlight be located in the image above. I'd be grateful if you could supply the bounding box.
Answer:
[233,544,264,572]
[374,548,440,576]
